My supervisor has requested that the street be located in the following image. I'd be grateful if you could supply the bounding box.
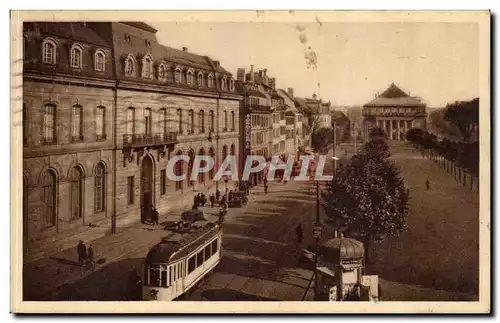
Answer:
[23,145,479,302]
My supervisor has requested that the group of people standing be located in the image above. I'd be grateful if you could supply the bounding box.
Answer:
[76,240,95,269]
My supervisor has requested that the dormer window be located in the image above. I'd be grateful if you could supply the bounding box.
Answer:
[230,78,235,92]
[141,55,154,79]
[145,39,151,47]
[221,76,227,90]
[94,49,106,72]
[197,72,204,86]
[174,67,182,83]
[187,69,194,85]
[158,63,167,82]
[208,73,214,88]
[42,38,57,64]
[124,55,136,77]
[70,44,83,69]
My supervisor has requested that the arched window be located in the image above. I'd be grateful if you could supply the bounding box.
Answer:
[187,150,195,186]
[197,72,204,86]
[71,166,84,220]
[70,44,83,69]
[94,49,105,72]
[221,76,227,90]
[175,150,183,190]
[94,162,106,213]
[223,110,228,131]
[174,67,182,83]
[41,169,57,227]
[72,104,83,141]
[208,147,215,180]
[230,143,236,156]
[158,63,167,81]
[230,79,235,92]
[125,56,136,76]
[209,110,214,132]
[199,110,205,133]
[142,55,153,79]
[222,145,228,164]
[199,148,206,183]
[187,69,194,85]
[42,38,56,64]
[208,74,214,88]
[43,104,56,143]
[177,109,183,134]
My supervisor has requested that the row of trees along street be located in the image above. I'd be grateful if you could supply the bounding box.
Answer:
[320,127,410,270]
[406,98,479,176]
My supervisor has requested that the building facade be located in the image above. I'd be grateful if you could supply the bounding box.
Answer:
[362,83,427,140]
[22,21,242,244]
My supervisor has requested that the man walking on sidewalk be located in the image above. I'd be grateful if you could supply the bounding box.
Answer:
[425,179,430,190]
[77,240,87,267]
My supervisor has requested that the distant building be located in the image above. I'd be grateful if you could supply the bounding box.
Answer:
[362,83,427,140]
[277,88,303,155]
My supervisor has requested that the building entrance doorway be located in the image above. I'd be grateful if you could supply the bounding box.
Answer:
[140,155,154,213]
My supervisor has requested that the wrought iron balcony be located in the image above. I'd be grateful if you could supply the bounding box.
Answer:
[123,132,178,148]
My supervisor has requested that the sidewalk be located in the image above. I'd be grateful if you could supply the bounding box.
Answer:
[23,180,269,301]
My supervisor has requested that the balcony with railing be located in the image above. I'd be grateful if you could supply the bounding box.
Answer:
[244,103,272,112]
[123,132,178,148]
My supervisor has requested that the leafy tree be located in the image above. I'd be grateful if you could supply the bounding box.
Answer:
[360,138,391,160]
[368,126,388,141]
[321,139,409,264]
[444,98,479,144]
[311,127,334,153]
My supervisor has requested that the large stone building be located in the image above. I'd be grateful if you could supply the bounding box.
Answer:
[22,21,242,245]
[277,88,303,155]
[362,83,427,140]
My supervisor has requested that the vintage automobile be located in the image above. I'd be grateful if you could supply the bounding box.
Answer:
[228,192,248,208]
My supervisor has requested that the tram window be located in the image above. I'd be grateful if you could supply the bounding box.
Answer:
[204,245,211,261]
[149,265,161,287]
[179,262,183,278]
[188,256,196,273]
[196,251,204,267]
[160,268,167,287]
[211,239,218,255]
[169,266,173,285]
[173,264,177,282]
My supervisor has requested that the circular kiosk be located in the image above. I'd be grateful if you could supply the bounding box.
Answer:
[315,235,365,301]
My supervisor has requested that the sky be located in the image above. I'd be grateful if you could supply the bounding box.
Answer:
[151,21,479,107]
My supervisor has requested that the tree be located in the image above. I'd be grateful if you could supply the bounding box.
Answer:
[444,98,479,144]
[311,127,333,153]
[368,126,388,141]
[321,139,409,265]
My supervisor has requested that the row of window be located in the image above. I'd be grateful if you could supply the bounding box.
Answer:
[124,54,235,92]
[32,104,106,144]
[251,114,269,128]
[175,109,236,135]
[252,132,266,145]
[147,238,219,287]
[42,38,106,72]
[368,107,424,114]
[30,163,107,228]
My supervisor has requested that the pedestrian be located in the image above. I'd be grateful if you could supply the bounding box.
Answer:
[221,194,227,206]
[425,179,430,190]
[210,194,215,208]
[296,223,303,243]
[151,208,159,225]
[87,244,96,270]
[264,184,268,195]
[77,240,87,267]
[215,189,221,201]
[200,193,206,206]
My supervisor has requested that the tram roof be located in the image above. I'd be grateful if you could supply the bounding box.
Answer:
[146,222,221,264]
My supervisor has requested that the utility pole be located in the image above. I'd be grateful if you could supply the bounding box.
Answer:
[333,120,337,173]
[314,178,320,300]
[353,120,357,155]
[215,93,220,193]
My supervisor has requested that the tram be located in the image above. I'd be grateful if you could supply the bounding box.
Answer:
[142,222,223,301]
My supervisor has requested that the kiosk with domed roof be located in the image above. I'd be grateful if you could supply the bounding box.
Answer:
[314,232,379,301]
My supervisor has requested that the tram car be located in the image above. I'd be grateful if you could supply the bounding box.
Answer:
[142,221,223,301]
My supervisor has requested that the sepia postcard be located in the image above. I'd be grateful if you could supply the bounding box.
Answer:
[10,10,490,314]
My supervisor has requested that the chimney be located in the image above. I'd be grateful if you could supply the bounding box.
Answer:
[182,47,188,52]
[334,230,338,238]
[287,88,294,97]
[250,65,255,82]
[269,77,276,89]
[312,93,317,101]
[237,68,245,82]
[263,68,267,77]
[214,60,220,67]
